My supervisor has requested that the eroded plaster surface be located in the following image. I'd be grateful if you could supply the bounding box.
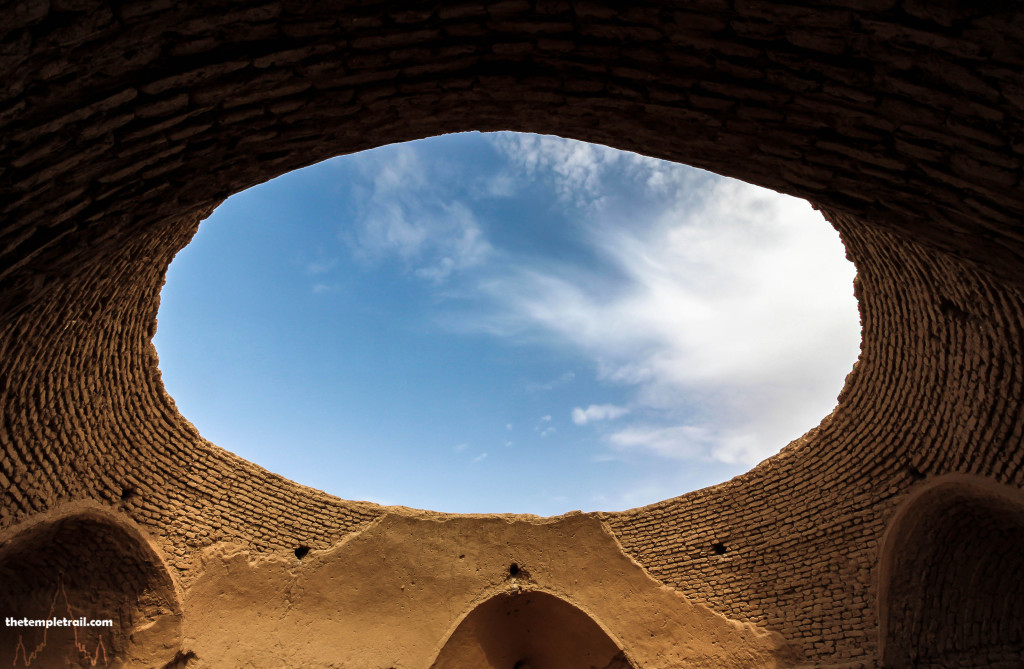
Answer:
[2,2,1024,666]
[184,513,794,668]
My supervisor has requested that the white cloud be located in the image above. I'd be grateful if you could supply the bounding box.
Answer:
[472,452,487,463]
[461,134,861,467]
[345,145,491,283]
[337,132,858,472]
[572,404,630,425]
[491,133,636,209]
[607,425,712,460]
[541,414,552,422]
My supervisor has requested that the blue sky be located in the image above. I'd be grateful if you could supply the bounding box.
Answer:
[154,131,861,516]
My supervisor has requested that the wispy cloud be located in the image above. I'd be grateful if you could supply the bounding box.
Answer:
[344,145,491,283]
[572,404,630,425]
[338,131,859,471]
[534,414,556,438]
[491,133,640,209]
[463,134,861,467]
[607,424,711,460]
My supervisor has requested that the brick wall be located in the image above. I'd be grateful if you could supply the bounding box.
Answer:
[878,477,1024,668]
[2,2,1023,666]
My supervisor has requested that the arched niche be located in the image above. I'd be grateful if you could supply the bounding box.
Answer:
[0,507,184,668]
[879,476,1024,668]
[3,5,1024,668]
[431,590,633,669]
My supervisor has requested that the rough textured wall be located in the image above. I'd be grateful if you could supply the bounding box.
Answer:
[878,477,1024,668]
[603,213,1024,663]
[1,1,1023,667]
[180,514,796,668]
[0,504,183,667]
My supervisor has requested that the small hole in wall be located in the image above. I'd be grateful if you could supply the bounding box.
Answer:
[509,563,520,576]
[120,486,136,501]
[906,464,927,480]
[712,542,727,555]
[294,545,310,559]
[938,296,972,322]
[165,650,197,668]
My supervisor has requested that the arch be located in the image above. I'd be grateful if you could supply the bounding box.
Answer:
[1,4,1024,668]
[0,505,184,668]
[878,475,1024,668]
[430,590,633,669]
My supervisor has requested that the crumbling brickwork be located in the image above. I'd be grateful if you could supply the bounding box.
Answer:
[1,2,1023,667]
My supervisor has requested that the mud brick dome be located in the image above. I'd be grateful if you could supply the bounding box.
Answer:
[2,1,1024,667]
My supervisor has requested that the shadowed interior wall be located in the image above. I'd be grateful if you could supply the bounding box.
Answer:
[0,507,182,668]
[880,477,1024,669]
[431,591,632,669]
[2,2,1023,667]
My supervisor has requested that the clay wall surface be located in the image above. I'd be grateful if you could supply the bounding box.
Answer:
[431,591,631,669]
[181,514,796,667]
[2,1,1023,667]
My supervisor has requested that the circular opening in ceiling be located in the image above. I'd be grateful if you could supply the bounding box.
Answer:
[154,131,861,516]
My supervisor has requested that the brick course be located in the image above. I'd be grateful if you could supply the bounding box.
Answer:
[2,2,1023,666]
